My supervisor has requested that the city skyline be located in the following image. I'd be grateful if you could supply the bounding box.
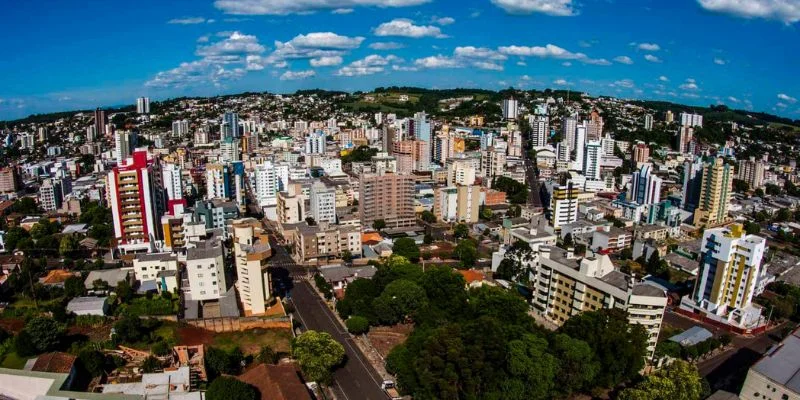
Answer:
[2,0,800,120]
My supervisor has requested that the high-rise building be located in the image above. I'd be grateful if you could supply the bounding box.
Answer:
[162,163,183,202]
[502,98,518,120]
[172,120,189,138]
[677,126,694,153]
[107,150,166,254]
[627,164,662,205]
[136,97,150,114]
[586,113,604,141]
[206,162,245,206]
[680,112,703,128]
[413,112,431,143]
[310,182,337,224]
[433,185,481,223]
[253,162,279,208]
[632,143,650,165]
[222,112,240,139]
[39,174,72,212]
[548,182,580,231]
[563,116,577,152]
[572,122,587,171]
[359,173,416,228]
[481,146,506,178]
[737,157,766,190]
[0,167,20,194]
[693,157,733,227]
[185,240,227,301]
[507,130,523,158]
[529,115,549,148]
[665,110,674,123]
[94,108,107,137]
[582,140,603,181]
[220,137,241,162]
[115,131,135,164]
[688,224,767,328]
[682,157,704,213]
[277,184,306,224]
[232,218,273,316]
[644,114,654,131]
[305,131,326,154]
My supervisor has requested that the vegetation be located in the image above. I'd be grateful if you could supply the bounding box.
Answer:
[206,376,258,400]
[313,273,334,300]
[392,238,420,263]
[494,241,534,282]
[452,239,478,268]
[292,330,345,384]
[205,346,245,379]
[492,176,529,204]
[345,316,370,335]
[618,360,706,400]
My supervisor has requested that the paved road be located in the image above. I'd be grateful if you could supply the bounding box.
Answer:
[291,281,388,400]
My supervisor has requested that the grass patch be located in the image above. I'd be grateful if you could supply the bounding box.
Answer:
[211,328,293,355]
[1,352,28,369]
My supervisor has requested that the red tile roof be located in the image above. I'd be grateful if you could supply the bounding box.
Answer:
[31,352,77,374]
[237,363,312,400]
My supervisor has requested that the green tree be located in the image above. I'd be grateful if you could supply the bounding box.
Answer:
[744,221,761,235]
[480,207,493,220]
[559,308,648,388]
[116,280,134,303]
[420,210,436,223]
[418,267,468,317]
[755,188,765,197]
[392,238,420,262]
[336,278,380,321]
[23,317,65,354]
[341,250,353,263]
[618,360,704,400]
[59,235,78,257]
[141,356,162,373]
[346,316,370,335]
[374,279,428,324]
[452,239,478,267]
[78,349,109,378]
[63,276,85,298]
[205,347,244,379]
[206,377,258,400]
[3,227,30,251]
[503,334,558,399]
[30,219,59,240]
[257,345,279,365]
[372,219,386,231]
[423,233,433,244]
[453,223,470,239]
[292,331,346,384]
[552,334,599,395]
[732,179,750,193]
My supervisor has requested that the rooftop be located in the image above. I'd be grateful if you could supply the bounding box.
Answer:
[751,328,800,394]
[135,252,177,263]
[30,352,76,374]
[319,265,377,283]
[631,283,666,297]
[669,326,713,347]
[238,363,312,400]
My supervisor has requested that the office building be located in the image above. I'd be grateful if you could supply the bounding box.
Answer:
[693,157,733,227]
[583,140,603,180]
[532,248,667,358]
[310,182,337,224]
[563,116,577,152]
[305,131,326,154]
[682,157,704,212]
[359,173,415,228]
[737,157,766,190]
[221,112,239,139]
[413,112,431,143]
[232,219,273,316]
[136,97,150,114]
[628,164,662,205]
[94,108,107,137]
[684,224,767,329]
[680,112,703,128]
[586,113,604,141]
[644,113,654,131]
[39,175,72,212]
[185,240,227,301]
[502,98,518,120]
[632,143,650,165]
[529,114,549,148]
[107,150,166,254]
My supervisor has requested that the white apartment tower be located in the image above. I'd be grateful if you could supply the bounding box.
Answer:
[136,97,150,114]
[502,98,519,120]
[310,182,337,224]
[530,115,549,148]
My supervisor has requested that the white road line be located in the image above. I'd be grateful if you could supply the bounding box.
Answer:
[336,381,351,400]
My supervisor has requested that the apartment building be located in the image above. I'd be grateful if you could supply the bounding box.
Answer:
[693,157,733,227]
[132,253,179,293]
[277,183,306,225]
[433,185,482,223]
[591,227,633,253]
[232,218,273,316]
[287,222,361,263]
[359,173,415,228]
[185,240,226,301]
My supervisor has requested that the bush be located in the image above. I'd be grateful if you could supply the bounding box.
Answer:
[206,376,258,400]
[346,316,370,335]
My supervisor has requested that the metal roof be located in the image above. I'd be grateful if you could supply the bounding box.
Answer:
[752,329,800,395]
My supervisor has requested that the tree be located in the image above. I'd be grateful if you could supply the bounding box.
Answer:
[336,278,380,321]
[755,188,765,197]
[63,276,85,298]
[423,233,433,245]
[78,349,109,378]
[292,331,345,384]
[552,334,599,396]
[346,316,370,335]
[563,233,573,246]
[257,345,279,364]
[766,184,782,196]
[141,356,162,373]
[418,267,468,317]
[420,210,436,223]
[732,179,750,193]
[775,208,792,222]
[480,207,493,220]
[30,219,59,240]
[559,309,648,388]
[392,238,420,262]
[453,223,470,239]
[503,334,558,399]
[3,227,30,251]
[374,279,428,324]
[744,221,761,235]
[59,235,78,258]
[618,360,704,400]
[205,347,244,379]
[452,239,478,268]
[116,280,134,303]
[23,317,65,354]
[206,377,258,400]
[372,219,386,231]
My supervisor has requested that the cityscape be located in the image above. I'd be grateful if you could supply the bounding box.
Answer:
[2,1,800,400]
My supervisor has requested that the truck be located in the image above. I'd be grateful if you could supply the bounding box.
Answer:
[382,380,401,400]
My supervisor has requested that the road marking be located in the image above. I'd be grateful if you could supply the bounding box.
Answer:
[335,381,351,400]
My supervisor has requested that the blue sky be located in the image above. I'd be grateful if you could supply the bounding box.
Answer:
[2,0,799,120]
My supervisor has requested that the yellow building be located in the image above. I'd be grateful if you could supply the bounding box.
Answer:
[693,157,733,227]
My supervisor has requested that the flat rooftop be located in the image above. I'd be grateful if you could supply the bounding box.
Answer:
[751,328,800,395]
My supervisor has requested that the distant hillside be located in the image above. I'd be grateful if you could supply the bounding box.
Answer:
[630,100,800,128]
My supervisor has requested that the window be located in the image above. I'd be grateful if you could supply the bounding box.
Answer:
[141,267,147,271]
[211,273,216,277]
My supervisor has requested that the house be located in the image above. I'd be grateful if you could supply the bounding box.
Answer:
[591,227,633,253]
[84,268,131,291]
[318,264,378,297]
[39,269,79,288]
[66,296,109,316]
[237,363,312,400]
[25,352,78,390]
[102,366,202,399]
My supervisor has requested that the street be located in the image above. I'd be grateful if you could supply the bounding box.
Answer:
[291,281,389,400]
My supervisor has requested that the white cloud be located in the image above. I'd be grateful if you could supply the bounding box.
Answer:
[434,16,455,25]
[659,75,669,82]
[196,31,267,59]
[280,70,316,80]
[336,54,402,76]
[369,42,405,50]
[644,54,662,63]
[714,57,727,65]
[613,55,633,64]
[454,46,507,60]
[168,17,209,24]
[469,10,482,17]
[776,102,788,108]
[521,75,532,81]
[611,79,635,88]
[636,42,660,51]
[562,61,572,66]
[197,35,210,43]
[727,96,740,103]
[264,32,365,66]
[214,0,430,15]
[392,65,419,72]
[332,8,353,13]
[697,0,800,24]
[516,61,527,66]
[414,55,464,69]
[578,40,592,48]
[284,32,364,49]
[679,78,700,90]
[490,0,576,16]
[498,43,610,65]
[310,55,343,66]
[778,93,797,103]
[553,78,572,86]
[374,19,447,38]
[473,61,504,71]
